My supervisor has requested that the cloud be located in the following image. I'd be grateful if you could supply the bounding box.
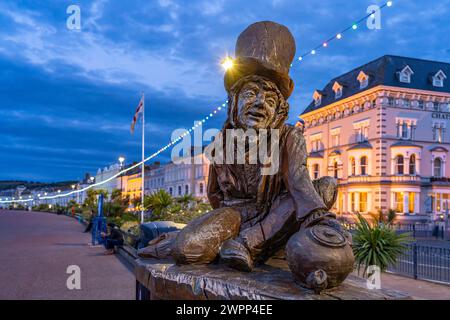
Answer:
[0,4,225,100]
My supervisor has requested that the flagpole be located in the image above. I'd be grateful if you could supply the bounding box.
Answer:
[141,93,145,224]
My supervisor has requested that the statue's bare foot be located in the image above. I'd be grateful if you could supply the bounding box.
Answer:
[220,239,253,272]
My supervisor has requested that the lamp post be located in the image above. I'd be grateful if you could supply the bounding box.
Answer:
[118,156,125,195]
[71,184,76,205]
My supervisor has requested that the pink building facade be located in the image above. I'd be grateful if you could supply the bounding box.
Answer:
[300,55,450,223]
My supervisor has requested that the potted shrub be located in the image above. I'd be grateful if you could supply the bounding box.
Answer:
[352,213,411,276]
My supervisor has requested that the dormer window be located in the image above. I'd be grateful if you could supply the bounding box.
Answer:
[357,71,369,89]
[397,65,414,83]
[313,90,322,106]
[432,70,447,87]
[332,81,343,99]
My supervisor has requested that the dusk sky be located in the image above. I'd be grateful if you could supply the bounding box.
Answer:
[1,0,449,182]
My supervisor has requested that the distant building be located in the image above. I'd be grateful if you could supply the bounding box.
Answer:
[144,163,165,195]
[300,55,450,223]
[122,164,156,203]
[164,148,209,200]
[94,164,121,196]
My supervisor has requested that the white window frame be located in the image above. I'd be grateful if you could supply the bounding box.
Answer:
[398,65,414,84]
[357,71,369,89]
[432,70,447,88]
[313,91,322,106]
[332,81,343,100]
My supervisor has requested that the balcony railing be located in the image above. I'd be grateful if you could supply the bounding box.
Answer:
[342,175,422,184]
[389,175,422,182]
[430,177,450,183]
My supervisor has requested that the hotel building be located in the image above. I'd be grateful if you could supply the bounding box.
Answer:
[300,55,450,223]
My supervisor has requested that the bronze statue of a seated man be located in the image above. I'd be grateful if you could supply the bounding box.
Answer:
[138,21,354,293]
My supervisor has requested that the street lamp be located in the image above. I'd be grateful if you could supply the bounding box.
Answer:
[71,184,76,204]
[221,57,234,71]
[118,156,125,194]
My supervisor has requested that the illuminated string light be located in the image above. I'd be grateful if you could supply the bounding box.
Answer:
[295,1,393,64]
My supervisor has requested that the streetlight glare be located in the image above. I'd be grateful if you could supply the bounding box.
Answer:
[221,57,234,71]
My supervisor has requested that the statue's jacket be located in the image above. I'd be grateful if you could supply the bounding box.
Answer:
[207,124,327,231]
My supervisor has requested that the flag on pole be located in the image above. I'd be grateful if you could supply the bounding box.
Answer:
[130,95,144,134]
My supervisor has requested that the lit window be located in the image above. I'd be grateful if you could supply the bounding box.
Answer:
[436,193,442,211]
[350,193,356,212]
[394,192,404,213]
[359,192,368,213]
[408,192,415,214]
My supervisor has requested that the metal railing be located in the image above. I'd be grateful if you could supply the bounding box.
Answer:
[388,243,450,284]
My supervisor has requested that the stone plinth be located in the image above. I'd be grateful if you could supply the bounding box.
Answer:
[134,258,411,300]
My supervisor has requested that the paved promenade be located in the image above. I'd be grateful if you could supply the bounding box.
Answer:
[0,210,134,300]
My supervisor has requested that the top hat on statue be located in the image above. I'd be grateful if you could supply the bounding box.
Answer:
[224,21,296,99]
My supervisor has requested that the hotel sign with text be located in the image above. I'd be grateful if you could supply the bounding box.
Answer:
[432,112,450,120]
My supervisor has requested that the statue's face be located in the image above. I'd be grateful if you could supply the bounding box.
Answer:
[236,80,279,130]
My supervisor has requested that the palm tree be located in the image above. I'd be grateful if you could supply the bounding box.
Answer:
[144,190,173,220]
[176,194,195,208]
